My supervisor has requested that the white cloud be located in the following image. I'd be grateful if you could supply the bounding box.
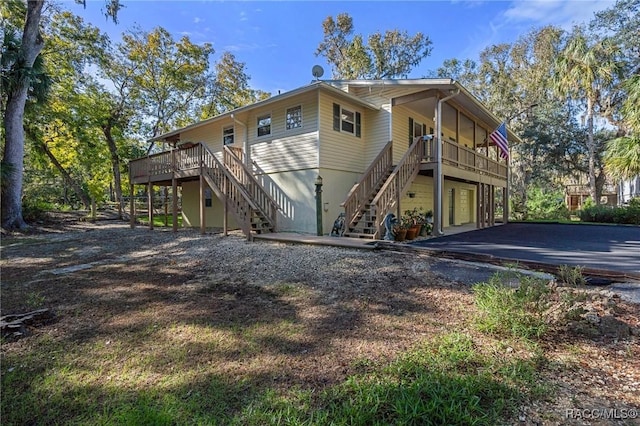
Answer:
[503,0,612,29]
[224,42,277,52]
[239,11,248,22]
[194,17,204,24]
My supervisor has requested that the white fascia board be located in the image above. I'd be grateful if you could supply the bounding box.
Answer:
[149,81,378,143]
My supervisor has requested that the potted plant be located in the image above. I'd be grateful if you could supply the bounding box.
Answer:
[420,210,433,237]
[404,208,424,240]
[393,220,409,241]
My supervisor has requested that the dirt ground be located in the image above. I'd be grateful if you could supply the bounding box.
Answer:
[1,212,639,425]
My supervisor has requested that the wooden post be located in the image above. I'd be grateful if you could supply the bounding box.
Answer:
[148,182,154,230]
[223,177,228,236]
[172,149,178,232]
[199,174,205,235]
[503,187,508,224]
[130,184,135,228]
[489,185,495,226]
[476,183,481,229]
[164,187,168,227]
[479,183,486,228]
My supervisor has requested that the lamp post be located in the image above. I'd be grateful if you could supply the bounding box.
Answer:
[315,175,323,236]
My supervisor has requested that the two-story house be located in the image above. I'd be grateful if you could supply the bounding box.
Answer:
[128,79,520,240]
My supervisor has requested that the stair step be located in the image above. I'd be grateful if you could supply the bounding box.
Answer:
[343,232,376,239]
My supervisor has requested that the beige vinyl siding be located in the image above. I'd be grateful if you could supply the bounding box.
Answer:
[349,86,417,105]
[249,91,319,174]
[443,180,477,227]
[179,117,246,154]
[391,105,435,164]
[181,180,239,229]
[399,175,434,216]
[363,105,391,165]
[318,92,366,173]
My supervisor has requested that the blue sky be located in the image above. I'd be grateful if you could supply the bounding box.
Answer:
[68,0,615,95]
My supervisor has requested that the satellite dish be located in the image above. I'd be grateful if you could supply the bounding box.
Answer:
[312,65,324,80]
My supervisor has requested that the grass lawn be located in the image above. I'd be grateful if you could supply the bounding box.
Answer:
[1,221,638,425]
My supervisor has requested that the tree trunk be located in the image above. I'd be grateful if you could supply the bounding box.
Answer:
[102,123,124,219]
[586,97,598,204]
[1,0,45,230]
[39,142,92,209]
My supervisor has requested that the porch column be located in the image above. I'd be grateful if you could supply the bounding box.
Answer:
[172,149,178,232]
[223,176,228,236]
[489,185,495,226]
[475,183,481,229]
[433,88,460,236]
[199,175,206,235]
[502,187,508,224]
[479,183,486,228]
[147,182,154,230]
[130,184,135,228]
[164,187,169,227]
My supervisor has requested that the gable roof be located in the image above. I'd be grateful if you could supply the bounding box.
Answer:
[327,79,522,144]
[150,78,522,146]
[149,81,379,143]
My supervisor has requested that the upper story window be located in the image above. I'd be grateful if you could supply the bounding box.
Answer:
[333,103,361,137]
[286,105,302,130]
[223,126,234,145]
[257,114,271,137]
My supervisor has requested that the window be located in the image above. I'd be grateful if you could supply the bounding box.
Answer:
[223,126,234,145]
[257,114,271,137]
[333,103,361,137]
[408,117,426,144]
[414,120,424,139]
[286,105,302,130]
[205,188,212,207]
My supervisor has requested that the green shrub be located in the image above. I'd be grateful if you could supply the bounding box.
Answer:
[526,187,570,221]
[579,203,640,224]
[473,274,551,339]
[21,199,55,222]
[557,265,587,286]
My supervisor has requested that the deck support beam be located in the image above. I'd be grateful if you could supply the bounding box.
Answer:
[148,182,154,230]
[489,185,495,226]
[172,149,178,232]
[130,184,135,228]
[199,175,206,234]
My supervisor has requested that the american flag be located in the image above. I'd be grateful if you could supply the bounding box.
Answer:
[489,122,509,160]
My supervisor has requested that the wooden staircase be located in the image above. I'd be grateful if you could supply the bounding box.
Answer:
[200,144,278,239]
[341,138,425,239]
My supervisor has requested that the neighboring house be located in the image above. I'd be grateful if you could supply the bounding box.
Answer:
[565,182,618,211]
[128,79,519,240]
[618,176,640,205]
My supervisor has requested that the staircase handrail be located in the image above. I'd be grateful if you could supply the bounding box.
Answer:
[199,144,262,238]
[341,140,393,227]
[370,137,425,236]
[223,146,278,230]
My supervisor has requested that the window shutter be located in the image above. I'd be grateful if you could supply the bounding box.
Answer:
[409,117,414,144]
[355,112,361,137]
[333,103,340,131]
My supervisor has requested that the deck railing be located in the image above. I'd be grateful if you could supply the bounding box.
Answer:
[129,143,276,238]
[370,137,425,238]
[341,141,393,228]
[423,139,507,179]
[223,146,278,231]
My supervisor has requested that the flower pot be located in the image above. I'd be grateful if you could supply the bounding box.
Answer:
[394,228,407,242]
[406,226,419,240]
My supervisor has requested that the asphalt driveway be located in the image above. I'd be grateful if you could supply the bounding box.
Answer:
[410,223,640,279]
